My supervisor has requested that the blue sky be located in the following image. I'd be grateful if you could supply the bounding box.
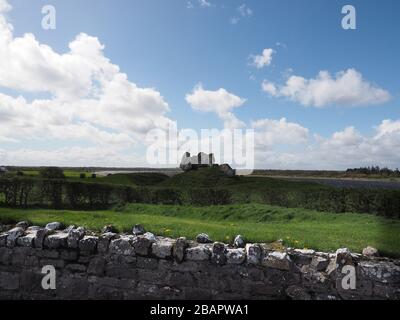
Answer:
[0,0,399,169]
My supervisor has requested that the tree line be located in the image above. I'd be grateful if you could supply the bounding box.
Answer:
[346,166,400,177]
[262,187,400,219]
[0,177,233,209]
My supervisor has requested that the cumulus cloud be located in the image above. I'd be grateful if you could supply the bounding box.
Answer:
[0,0,398,170]
[0,0,173,163]
[262,69,391,107]
[261,80,277,96]
[0,0,11,13]
[252,118,309,147]
[185,84,246,129]
[4,116,399,169]
[253,119,400,170]
[250,48,274,69]
[375,119,400,139]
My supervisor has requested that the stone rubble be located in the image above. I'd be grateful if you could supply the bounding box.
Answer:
[132,224,145,236]
[362,246,379,258]
[45,222,63,231]
[196,233,212,244]
[15,221,29,230]
[233,235,245,248]
[67,227,85,249]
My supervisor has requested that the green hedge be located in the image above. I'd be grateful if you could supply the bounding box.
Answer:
[1,177,399,218]
[261,187,400,218]
[0,178,232,209]
[188,188,232,206]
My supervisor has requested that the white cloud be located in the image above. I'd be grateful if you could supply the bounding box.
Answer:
[261,80,277,96]
[250,48,274,69]
[0,32,111,100]
[230,4,252,24]
[253,119,400,170]
[329,127,363,147]
[262,69,391,107]
[198,0,211,8]
[0,0,173,158]
[375,119,400,139]
[230,17,240,25]
[0,0,11,13]
[238,4,252,17]
[0,146,147,167]
[0,0,398,170]
[185,84,246,129]
[252,118,309,147]
[275,42,287,49]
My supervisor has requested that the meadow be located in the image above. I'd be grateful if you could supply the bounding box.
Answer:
[1,167,399,256]
[0,203,399,257]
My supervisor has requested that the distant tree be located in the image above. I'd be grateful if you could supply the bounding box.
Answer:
[80,173,86,179]
[16,171,24,176]
[91,173,97,179]
[39,167,65,179]
[346,166,399,177]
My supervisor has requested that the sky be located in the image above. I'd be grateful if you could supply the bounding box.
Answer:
[0,0,399,169]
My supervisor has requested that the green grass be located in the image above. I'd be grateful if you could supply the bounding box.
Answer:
[20,170,89,178]
[16,170,170,187]
[1,203,399,257]
[98,172,170,186]
[160,166,328,202]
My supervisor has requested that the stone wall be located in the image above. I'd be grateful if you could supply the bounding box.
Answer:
[0,223,399,300]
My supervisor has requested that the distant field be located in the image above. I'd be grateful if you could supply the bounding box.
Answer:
[9,167,400,189]
[20,170,89,178]
[16,170,172,186]
[251,169,400,181]
[11,167,400,181]
[256,176,400,190]
[0,203,399,257]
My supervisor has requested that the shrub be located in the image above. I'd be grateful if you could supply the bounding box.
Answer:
[65,182,88,208]
[39,167,65,179]
[86,183,113,208]
[261,187,400,218]
[116,187,154,203]
[152,188,183,205]
[40,179,64,209]
[188,188,232,206]
[0,178,34,207]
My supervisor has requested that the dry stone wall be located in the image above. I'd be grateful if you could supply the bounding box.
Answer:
[0,223,399,300]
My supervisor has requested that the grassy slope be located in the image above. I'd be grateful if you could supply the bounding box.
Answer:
[99,172,170,186]
[1,203,399,257]
[160,167,327,202]
[17,170,170,187]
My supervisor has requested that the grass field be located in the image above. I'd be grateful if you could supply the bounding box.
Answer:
[2,167,399,256]
[20,170,89,178]
[1,203,399,257]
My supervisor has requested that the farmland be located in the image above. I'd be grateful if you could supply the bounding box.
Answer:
[1,166,399,256]
[0,203,399,257]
